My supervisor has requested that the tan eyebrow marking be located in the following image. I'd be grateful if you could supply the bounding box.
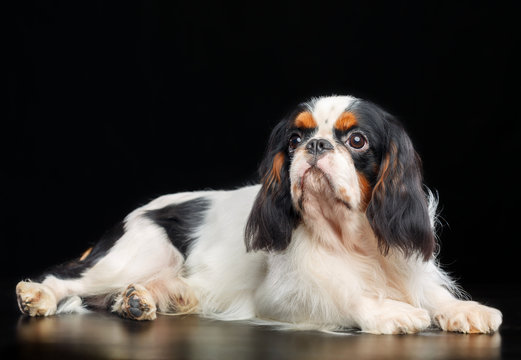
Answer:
[334,112,358,131]
[294,111,317,129]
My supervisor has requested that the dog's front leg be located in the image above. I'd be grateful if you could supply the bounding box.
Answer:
[350,297,432,334]
[423,284,502,333]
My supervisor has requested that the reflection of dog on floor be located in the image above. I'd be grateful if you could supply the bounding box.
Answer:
[16,95,502,334]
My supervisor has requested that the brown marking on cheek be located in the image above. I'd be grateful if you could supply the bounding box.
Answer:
[334,112,358,132]
[264,152,285,188]
[272,152,285,183]
[373,142,397,195]
[373,152,391,194]
[357,173,372,210]
[294,111,317,129]
[79,247,93,261]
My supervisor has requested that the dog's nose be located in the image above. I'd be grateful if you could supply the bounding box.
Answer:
[306,138,334,156]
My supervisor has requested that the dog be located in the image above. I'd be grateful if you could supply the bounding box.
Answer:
[16,95,502,334]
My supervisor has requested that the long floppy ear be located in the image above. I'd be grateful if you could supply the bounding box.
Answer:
[245,120,300,252]
[366,115,435,260]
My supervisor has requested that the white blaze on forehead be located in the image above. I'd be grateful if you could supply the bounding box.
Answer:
[290,96,363,211]
[306,96,358,139]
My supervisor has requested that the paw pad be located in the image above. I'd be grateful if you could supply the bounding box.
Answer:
[117,284,156,321]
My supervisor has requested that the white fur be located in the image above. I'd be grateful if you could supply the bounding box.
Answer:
[57,295,90,315]
[17,96,502,334]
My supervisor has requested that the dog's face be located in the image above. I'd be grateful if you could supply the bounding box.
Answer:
[287,97,374,215]
[246,96,434,260]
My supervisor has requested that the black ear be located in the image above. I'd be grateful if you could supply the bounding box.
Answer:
[366,115,435,260]
[245,120,300,252]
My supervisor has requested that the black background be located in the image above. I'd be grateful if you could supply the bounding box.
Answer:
[4,1,520,288]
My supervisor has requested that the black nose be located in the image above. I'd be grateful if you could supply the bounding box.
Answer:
[306,138,334,156]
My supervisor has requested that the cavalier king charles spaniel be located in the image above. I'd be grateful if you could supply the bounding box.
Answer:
[16,96,502,334]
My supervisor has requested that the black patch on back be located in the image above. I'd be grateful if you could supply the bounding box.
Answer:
[88,221,126,264]
[145,197,211,257]
[37,221,125,281]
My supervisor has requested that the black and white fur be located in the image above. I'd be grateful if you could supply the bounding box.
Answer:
[16,96,502,334]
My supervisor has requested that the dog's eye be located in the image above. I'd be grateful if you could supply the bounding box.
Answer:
[347,132,368,150]
[289,134,302,151]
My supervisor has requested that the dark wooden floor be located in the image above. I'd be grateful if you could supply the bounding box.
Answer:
[2,281,520,360]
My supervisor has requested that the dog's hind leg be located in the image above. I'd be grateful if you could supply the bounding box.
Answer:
[16,217,190,319]
[16,194,211,320]
[111,269,198,320]
[17,221,129,317]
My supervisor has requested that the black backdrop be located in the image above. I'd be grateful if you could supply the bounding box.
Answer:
[5,1,520,287]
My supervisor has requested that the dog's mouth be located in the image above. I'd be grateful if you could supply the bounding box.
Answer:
[297,166,351,211]
[300,166,334,192]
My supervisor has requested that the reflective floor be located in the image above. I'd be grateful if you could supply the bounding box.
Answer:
[2,282,520,360]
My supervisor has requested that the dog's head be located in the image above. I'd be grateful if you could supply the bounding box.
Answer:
[245,96,435,260]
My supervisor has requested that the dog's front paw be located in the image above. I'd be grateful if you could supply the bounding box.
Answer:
[359,301,431,334]
[434,300,502,334]
[16,281,57,317]
[112,284,157,321]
